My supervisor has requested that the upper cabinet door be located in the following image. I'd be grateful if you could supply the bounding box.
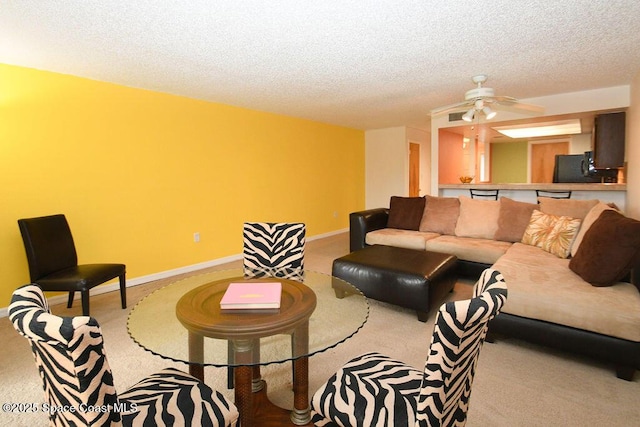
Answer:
[593,111,625,169]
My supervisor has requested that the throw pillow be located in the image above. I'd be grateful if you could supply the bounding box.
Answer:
[521,210,559,248]
[522,210,581,258]
[570,202,615,257]
[387,196,426,230]
[494,197,538,242]
[454,195,500,239]
[569,210,640,286]
[541,215,582,258]
[538,197,598,220]
[419,196,460,235]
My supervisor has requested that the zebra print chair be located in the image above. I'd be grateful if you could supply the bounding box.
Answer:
[9,284,239,427]
[242,222,306,280]
[310,268,508,427]
[227,221,307,388]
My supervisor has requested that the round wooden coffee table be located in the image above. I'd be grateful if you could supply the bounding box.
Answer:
[176,276,317,426]
[127,269,368,427]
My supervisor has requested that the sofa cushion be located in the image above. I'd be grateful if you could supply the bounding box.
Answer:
[538,197,598,220]
[494,197,538,243]
[569,210,640,286]
[570,202,615,257]
[365,228,439,250]
[419,196,460,235]
[454,196,500,239]
[494,243,640,342]
[425,235,511,265]
[387,196,425,230]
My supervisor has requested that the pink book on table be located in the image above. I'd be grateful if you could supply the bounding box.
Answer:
[220,282,282,309]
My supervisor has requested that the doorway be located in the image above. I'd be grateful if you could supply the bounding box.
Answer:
[531,141,569,183]
[409,142,420,196]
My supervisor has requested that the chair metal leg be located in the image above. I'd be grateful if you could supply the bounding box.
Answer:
[67,291,75,308]
[81,290,90,316]
[119,273,127,309]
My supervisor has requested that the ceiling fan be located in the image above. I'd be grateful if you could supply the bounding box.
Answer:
[430,74,544,122]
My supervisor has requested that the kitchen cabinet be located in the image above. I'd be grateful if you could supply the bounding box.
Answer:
[593,111,625,168]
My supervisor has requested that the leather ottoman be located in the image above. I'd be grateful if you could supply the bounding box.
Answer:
[332,245,457,322]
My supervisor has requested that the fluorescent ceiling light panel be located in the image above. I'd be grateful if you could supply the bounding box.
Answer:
[493,119,582,138]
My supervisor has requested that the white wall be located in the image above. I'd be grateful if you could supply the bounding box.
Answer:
[524,86,630,116]
[626,70,640,219]
[365,127,407,208]
[570,133,592,154]
[365,126,431,208]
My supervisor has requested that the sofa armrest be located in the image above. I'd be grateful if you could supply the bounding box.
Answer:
[349,208,389,252]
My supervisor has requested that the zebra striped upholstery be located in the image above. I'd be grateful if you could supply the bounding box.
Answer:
[9,284,239,427]
[242,222,305,280]
[227,222,306,388]
[310,269,508,427]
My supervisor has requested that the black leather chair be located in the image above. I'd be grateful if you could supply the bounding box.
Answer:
[17,214,126,316]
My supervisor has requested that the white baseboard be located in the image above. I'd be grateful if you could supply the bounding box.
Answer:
[0,228,347,318]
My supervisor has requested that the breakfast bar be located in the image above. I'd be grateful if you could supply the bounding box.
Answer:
[439,183,627,210]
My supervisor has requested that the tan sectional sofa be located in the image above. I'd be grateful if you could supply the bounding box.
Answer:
[349,195,640,380]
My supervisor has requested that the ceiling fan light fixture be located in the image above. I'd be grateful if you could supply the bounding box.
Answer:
[431,74,544,118]
[483,106,497,120]
[462,109,475,122]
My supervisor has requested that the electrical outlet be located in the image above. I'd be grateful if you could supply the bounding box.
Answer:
[333,211,338,218]
[193,232,200,243]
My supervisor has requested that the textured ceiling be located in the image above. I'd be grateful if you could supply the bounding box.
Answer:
[2,1,640,130]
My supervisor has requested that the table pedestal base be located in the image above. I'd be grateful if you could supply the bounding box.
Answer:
[249,380,313,427]
[180,278,317,426]
[189,359,312,427]
[233,361,312,427]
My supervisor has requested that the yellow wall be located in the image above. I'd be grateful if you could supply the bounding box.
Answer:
[0,64,365,307]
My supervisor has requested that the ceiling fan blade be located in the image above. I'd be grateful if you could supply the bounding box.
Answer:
[493,96,544,114]
[430,100,472,116]
[491,96,545,114]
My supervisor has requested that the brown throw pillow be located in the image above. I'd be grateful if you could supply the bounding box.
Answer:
[569,210,640,286]
[419,195,460,235]
[570,202,615,257]
[494,197,538,242]
[454,196,500,239]
[387,196,426,230]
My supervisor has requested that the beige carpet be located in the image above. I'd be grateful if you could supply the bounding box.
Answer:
[1,233,638,426]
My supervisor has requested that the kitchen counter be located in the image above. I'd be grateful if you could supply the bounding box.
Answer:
[439,183,627,210]
[439,183,626,191]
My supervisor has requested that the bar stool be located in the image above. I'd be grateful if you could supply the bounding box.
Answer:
[469,189,499,200]
[536,190,572,202]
